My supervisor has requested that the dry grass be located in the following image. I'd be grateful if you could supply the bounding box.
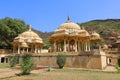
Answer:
[0,63,9,68]
[1,68,120,80]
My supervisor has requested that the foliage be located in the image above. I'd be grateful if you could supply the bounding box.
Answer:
[115,57,120,73]
[43,39,51,49]
[56,54,66,69]
[0,17,29,48]
[118,57,120,67]
[9,53,19,67]
[116,66,120,73]
[20,54,35,75]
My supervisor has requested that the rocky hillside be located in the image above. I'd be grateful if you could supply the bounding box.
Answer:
[78,19,120,47]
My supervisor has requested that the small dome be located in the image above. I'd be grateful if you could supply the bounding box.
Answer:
[20,30,40,39]
[91,32,100,37]
[13,27,43,44]
[58,22,81,30]
[58,16,81,30]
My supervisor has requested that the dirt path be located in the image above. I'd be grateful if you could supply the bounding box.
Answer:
[0,68,45,79]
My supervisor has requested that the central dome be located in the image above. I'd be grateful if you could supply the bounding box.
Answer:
[58,16,81,30]
[14,27,43,43]
[20,30,40,39]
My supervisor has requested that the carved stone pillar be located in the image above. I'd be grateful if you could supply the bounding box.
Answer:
[64,39,67,52]
[54,41,56,52]
[18,46,20,54]
[75,40,77,52]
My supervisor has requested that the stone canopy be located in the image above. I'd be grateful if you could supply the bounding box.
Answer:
[12,27,44,54]
[49,16,101,53]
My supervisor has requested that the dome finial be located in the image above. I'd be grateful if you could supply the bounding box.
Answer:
[67,16,70,22]
[29,25,32,31]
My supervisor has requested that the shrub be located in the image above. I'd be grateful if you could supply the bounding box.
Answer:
[20,54,35,75]
[56,54,66,69]
[116,57,120,73]
[9,53,19,67]
[118,57,120,67]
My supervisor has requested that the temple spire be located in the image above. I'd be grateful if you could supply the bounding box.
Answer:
[29,25,32,31]
[67,16,70,22]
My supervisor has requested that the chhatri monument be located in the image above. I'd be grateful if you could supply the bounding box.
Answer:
[49,16,101,53]
[12,27,44,54]
[0,16,107,69]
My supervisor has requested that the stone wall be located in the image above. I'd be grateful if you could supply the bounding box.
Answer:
[0,49,12,54]
[106,53,120,66]
[25,54,107,69]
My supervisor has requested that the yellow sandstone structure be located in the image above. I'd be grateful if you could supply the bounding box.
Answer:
[12,27,44,54]
[0,17,107,70]
[49,16,101,53]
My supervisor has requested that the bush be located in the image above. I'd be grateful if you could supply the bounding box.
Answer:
[118,57,120,67]
[116,66,120,73]
[9,53,19,67]
[56,54,66,69]
[20,54,35,75]
[116,57,120,73]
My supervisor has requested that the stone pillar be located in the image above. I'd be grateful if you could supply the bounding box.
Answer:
[57,44,58,52]
[23,48,25,53]
[4,57,6,63]
[68,40,70,52]
[40,48,42,53]
[0,57,1,63]
[35,46,37,53]
[81,42,83,51]
[58,44,61,52]
[36,47,38,53]
[78,41,81,52]
[83,42,85,51]
[85,42,88,51]
[75,40,77,52]
[99,44,101,51]
[64,39,67,52]
[27,48,28,53]
[18,46,20,54]
[54,41,56,52]
[31,45,35,53]
[58,44,60,52]
[88,41,90,51]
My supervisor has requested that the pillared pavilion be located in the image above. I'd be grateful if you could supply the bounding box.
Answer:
[49,16,101,53]
[12,27,44,54]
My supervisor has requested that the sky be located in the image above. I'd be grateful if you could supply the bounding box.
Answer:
[0,0,120,32]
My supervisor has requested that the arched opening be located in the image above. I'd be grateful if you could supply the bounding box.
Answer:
[1,57,5,63]
[69,39,75,51]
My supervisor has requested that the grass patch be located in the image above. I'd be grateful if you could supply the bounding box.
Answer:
[0,63,9,68]
[1,68,120,80]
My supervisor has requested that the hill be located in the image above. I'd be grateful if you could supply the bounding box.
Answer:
[78,19,120,47]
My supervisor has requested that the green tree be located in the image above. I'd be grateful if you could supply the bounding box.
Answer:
[0,17,29,47]
[20,54,35,75]
[56,54,66,69]
[43,39,51,49]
